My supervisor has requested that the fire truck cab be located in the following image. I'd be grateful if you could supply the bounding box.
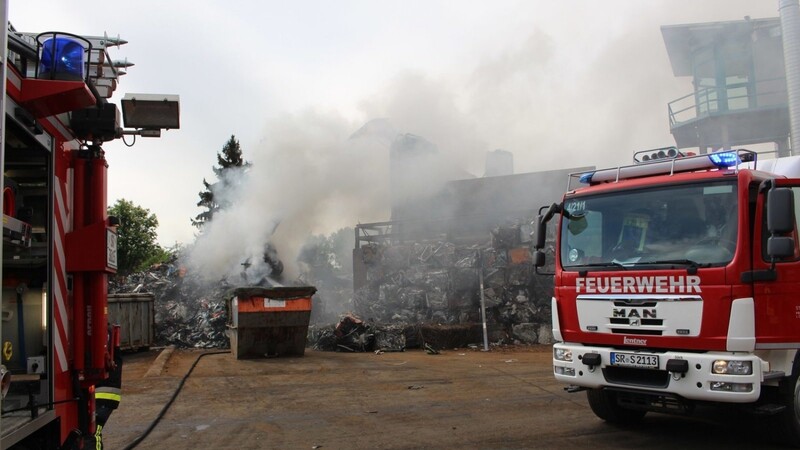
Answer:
[0,14,178,450]
[535,148,800,445]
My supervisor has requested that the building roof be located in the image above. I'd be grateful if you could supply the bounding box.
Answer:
[661,17,780,76]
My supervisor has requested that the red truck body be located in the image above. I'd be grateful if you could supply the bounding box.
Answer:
[537,149,800,444]
[0,24,169,449]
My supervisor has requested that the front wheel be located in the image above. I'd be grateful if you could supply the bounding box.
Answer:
[586,388,646,423]
[780,370,800,447]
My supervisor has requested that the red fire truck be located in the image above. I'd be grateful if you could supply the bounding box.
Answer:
[534,147,800,445]
[0,13,178,449]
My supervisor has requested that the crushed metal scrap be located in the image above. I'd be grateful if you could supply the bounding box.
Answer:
[308,314,483,353]
[346,223,557,348]
[109,223,555,351]
[109,251,341,350]
[109,259,233,348]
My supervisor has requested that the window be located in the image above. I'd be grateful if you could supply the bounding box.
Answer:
[561,180,738,269]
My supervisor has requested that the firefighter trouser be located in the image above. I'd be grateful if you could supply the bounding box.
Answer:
[91,424,104,450]
[92,388,120,449]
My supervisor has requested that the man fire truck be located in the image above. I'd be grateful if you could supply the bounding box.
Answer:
[534,147,800,445]
[0,6,178,449]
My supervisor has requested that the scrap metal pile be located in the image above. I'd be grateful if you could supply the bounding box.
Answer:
[308,314,483,353]
[109,251,352,350]
[350,224,555,347]
[109,261,231,348]
[108,223,555,351]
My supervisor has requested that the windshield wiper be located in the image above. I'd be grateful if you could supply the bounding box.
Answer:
[630,259,710,274]
[567,261,630,276]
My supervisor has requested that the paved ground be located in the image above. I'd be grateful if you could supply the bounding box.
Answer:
[104,346,786,449]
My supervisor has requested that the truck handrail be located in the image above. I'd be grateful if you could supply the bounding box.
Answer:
[566,148,758,190]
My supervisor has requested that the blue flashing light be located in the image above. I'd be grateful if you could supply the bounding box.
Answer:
[39,38,85,80]
[579,172,595,184]
[708,152,741,168]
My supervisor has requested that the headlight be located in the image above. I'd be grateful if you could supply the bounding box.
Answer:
[554,366,576,376]
[712,360,753,375]
[554,348,573,362]
[710,382,752,393]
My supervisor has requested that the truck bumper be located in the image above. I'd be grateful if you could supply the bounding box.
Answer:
[552,342,764,403]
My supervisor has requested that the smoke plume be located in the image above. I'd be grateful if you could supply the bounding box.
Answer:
[183,2,778,284]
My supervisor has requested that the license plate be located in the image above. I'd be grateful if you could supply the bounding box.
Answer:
[610,352,659,369]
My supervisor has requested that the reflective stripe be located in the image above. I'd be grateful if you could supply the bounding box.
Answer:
[95,386,121,395]
[95,424,103,450]
[95,392,121,402]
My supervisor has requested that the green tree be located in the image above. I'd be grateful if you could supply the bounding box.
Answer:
[108,199,166,275]
[192,135,250,228]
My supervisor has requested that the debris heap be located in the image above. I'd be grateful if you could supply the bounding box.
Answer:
[108,223,556,351]
[351,223,556,346]
[308,314,482,353]
[109,261,232,348]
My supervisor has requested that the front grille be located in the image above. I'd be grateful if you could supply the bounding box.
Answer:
[613,301,658,307]
[611,328,663,335]
[578,293,703,338]
[602,366,670,388]
[609,318,663,326]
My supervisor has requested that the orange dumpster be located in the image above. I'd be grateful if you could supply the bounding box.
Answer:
[226,286,317,359]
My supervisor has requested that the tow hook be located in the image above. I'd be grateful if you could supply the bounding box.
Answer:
[581,353,602,372]
[667,359,689,380]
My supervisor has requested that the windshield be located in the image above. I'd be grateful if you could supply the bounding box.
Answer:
[560,180,738,269]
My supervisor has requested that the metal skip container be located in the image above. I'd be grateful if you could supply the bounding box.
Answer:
[226,286,317,359]
[107,293,155,351]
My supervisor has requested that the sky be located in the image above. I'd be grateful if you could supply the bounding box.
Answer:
[10,1,780,260]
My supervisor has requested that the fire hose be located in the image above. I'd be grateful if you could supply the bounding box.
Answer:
[121,350,228,450]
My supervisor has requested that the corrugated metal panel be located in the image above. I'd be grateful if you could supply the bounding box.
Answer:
[108,293,154,350]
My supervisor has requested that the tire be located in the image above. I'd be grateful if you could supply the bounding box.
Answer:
[586,388,647,423]
[780,369,800,447]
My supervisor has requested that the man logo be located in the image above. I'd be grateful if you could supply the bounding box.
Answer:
[612,308,656,319]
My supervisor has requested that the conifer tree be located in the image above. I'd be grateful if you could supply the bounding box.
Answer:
[192,135,249,228]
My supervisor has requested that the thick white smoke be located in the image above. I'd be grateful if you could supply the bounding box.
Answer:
[183,1,778,283]
[184,111,388,281]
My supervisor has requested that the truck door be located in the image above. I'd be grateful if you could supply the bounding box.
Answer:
[751,181,800,349]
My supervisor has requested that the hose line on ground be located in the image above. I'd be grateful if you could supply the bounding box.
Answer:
[122,350,228,450]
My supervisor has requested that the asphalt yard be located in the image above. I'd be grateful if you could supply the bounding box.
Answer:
[105,346,784,449]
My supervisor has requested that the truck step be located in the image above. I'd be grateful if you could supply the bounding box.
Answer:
[763,371,786,381]
[564,385,587,393]
[752,404,786,416]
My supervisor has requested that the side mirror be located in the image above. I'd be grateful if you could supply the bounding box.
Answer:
[533,250,546,268]
[533,203,562,275]
[768,188,795,234]
[768,237,795,258]
[767,187,796,260]
[535,215,547,250]
[535,203,561,250]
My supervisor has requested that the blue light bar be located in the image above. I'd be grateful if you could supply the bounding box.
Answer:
[39,37,85,80]
[708,152,740,168]
[579,172,595,184]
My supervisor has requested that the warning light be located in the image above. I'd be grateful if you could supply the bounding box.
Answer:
[38,37,86,81]
[579,172,595,184]
[708,152,741,168]
[637,146,681,163]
